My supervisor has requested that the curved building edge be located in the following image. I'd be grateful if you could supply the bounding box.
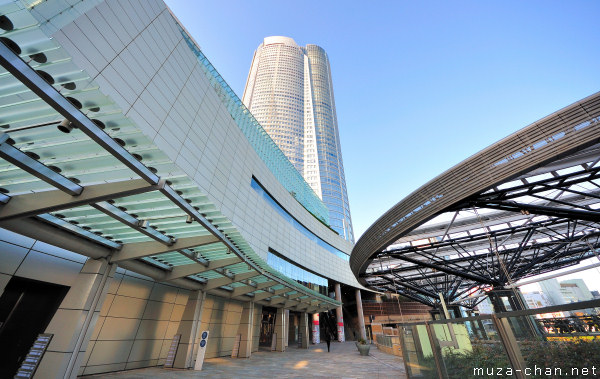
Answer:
[351,91,600,279]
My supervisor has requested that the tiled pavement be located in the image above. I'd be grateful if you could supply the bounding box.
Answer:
[85,341,407,378]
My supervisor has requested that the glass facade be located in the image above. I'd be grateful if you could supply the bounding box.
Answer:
[176,29,330,226]
[251,177,350,261]
[243,37,354,242]
[267,250,328,295]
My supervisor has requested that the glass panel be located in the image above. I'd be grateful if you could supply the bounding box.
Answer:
[431,318,511,378]
[252,177,349,261]
[505,302,600,378]
[400,325,436,378]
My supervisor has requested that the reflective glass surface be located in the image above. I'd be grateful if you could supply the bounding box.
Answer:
[251,177,349,261]
[267,251,327,295]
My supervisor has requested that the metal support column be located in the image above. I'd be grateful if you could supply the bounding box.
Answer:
[355,289,367,340]
[334,283,345,342]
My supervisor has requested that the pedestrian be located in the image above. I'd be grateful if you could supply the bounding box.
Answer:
[324,326,332,352]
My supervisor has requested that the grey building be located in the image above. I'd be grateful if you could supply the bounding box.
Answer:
[243,36,354,242]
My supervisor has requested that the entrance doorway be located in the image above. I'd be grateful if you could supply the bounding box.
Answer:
[259,306,277,349]
[0,276,69,377]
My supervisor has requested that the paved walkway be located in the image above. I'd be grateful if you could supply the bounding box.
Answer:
[86,341,406,378]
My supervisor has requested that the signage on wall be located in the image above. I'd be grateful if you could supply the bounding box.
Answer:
[14,333,53,378]
[164,334,181,368]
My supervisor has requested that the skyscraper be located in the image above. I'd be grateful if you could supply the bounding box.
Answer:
[243,36,354,242]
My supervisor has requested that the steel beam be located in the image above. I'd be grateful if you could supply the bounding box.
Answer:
[252,290,276,301]
[473,200,600,222]
[91,201,173,245]
[110,235,220,262]
[387,253,496,285]
[0,132,83,195]
[164,256,241,281]
[203,272,259,291]
[0,40,159,185]
[230,285,257,297]
[0,179,161,221]
[37,213,122,249]
[270,296,288,305]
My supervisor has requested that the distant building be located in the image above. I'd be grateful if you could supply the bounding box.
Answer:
[476,297,495,314]
[243,36,354,242]
[522,291,552,309]
[538,278,594,305]
[539,278,566,305]
[560,279,593,303]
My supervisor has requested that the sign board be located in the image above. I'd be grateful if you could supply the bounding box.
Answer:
[231,334,241,358]
[15,333,53,378]
[271,332,277,351]
[164,334,181,368]
[193,330,209,370]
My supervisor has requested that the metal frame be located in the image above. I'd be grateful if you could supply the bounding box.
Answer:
[353,92,600,308]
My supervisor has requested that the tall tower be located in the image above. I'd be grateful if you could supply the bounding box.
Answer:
[243,36,354,242]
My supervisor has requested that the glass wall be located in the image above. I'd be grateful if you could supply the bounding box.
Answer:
[251,177,349,261]
[396,299,600,378]
[267,250,328,295]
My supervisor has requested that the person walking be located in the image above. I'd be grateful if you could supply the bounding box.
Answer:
[324,326,332,352]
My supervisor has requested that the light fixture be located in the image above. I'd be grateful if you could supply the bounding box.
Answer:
[186,215,193,224]
[138,220,149,228]
[58,119,73,133]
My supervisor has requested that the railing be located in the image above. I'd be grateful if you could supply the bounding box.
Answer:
[397,299,600,378]
[363,301,433,316]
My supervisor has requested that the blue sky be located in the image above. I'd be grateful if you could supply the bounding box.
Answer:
[165,0,600,240]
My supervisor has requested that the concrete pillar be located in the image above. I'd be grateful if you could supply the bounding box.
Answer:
[275,307,286,352]
[299,312,309,349]
[236,302,254,358]
[284,309,289,347]
[173,290,206,368]
[312,313,320,344]
[334,283,345,342]
[36,258,116,379]
[355,289,367,340]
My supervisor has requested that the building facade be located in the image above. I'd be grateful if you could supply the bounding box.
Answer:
[243,36,354,242]
[0,1,364,377]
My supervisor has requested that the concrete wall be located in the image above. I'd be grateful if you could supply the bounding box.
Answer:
[79,270,189,375]
[0,230,269,375]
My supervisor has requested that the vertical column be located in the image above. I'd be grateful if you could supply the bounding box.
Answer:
[299,312,309,349]
[173,290,206,368]
[37,258,116,379]
[274,307,286,352]
[312,313,320,344]
[236,302,254,358]
[355,289,367,340]
[334,283,345,342]
[284,309,289,347]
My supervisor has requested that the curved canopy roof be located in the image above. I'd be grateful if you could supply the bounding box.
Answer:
[351,92,600,307]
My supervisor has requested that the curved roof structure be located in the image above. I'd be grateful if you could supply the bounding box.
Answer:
[351,92,600,307]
